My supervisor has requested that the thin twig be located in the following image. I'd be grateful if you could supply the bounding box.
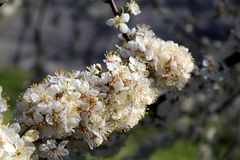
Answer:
[104,0,119,16]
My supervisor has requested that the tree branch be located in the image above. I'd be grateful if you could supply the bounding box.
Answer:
[149,51,240,118]
[223,51,240,68]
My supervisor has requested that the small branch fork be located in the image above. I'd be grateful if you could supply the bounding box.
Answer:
[103,0,131,41]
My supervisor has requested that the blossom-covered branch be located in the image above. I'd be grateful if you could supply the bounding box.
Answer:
[0,0,195,159]
[0,86,38,159]
[149,51,240,117]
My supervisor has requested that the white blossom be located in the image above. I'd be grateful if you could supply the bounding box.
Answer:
[127,0,141,15]
[0,86,8,113]
[106,13,130,33]
[22,129,39,143]
[0,122,37,160]
[39,140,69,160]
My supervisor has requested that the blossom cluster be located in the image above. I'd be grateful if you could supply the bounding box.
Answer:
[14,52,158,152]
[0,86,38,160]
[1,0,194,159]
[106,0,194,90]
[116,24,194,90]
